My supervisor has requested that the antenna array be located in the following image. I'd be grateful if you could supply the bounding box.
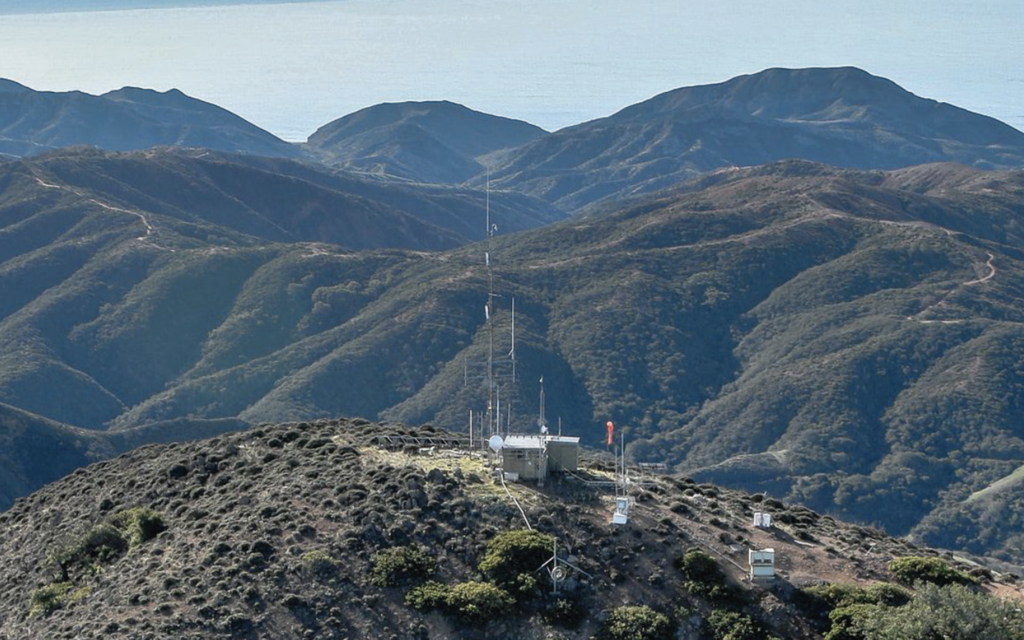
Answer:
[465,171,517,443]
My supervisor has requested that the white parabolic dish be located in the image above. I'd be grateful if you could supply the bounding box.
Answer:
[488,435,504,452]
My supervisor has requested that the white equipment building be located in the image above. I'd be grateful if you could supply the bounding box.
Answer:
[748,548,776,581]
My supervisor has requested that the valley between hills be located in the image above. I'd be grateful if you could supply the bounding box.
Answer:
[2,65,1024,638]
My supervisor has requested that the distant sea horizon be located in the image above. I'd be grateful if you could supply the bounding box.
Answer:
[0,0,1021,141]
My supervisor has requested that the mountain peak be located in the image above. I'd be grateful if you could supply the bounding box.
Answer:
[0,78,32,93]
[489,67,1024,211]
[102,85,213,110]
[613,66,927,124]
[306,100,547,183]
[0,83,298,158]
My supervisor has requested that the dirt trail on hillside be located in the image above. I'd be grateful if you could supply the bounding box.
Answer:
[32,174,172,251]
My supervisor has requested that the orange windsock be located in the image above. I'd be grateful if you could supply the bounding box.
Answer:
[606,421,614,446]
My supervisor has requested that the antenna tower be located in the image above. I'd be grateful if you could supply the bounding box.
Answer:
[486,170,495,437]
[465,170,517,440]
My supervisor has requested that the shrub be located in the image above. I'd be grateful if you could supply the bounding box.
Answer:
[824,603,878,640]
[860,582,1024,640]
[405,580,515,625]
[799,582,911,615]
[674,549,743,604]
[301,550,339,578]
[706,610,766,640]
[541,597,586,629]
[478,529,553,588]
[28,582,73,617]
[370,546,435,587]
[405,580,449,611]
[861,583,912,607]
[47,510,163,582]
[888,556,978,587]
[595,605,674,640]
[77,523,129,563]
[444,581,515,625]
[109,508,166,548]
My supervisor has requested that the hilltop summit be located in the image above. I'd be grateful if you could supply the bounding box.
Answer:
[0,81,299,158]
[306,100,548,183]
[486,67,1024,211]
[1,418,1020,639]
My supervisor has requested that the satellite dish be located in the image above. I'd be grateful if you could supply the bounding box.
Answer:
[551,566,567,582]
[488,435,504,452]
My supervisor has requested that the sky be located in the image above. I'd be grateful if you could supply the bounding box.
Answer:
[0,0,1021,140]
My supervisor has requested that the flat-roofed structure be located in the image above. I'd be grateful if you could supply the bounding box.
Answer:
[749,548,776,581]
[501,435,580,481]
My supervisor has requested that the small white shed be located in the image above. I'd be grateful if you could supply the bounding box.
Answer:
[749,548,776,581]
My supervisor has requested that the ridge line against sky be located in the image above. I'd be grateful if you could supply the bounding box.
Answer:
[0,0,1020,140]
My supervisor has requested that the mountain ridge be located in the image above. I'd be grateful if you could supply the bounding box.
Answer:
[484,67,1024,211]
[0,81,299,159]
[305,100,548,183]
[5,157,1024,561]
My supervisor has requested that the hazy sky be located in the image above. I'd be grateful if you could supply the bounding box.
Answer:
[0,0,320,13]
[0,0,1021,140]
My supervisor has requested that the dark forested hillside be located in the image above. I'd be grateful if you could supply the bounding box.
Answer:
[3,154,1024,560]
[484,67,1024,212]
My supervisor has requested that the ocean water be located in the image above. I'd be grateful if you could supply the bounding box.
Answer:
[0,0,1021,141]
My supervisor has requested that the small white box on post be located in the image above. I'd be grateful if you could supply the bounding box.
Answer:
[611,496,631,526]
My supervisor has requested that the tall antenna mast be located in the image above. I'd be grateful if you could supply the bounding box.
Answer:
[538,376,547,433]
[485,169,495,437]
[510,297,516,385]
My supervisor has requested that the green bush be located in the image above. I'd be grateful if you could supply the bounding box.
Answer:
[77,523,129,563]
[301,550,339,577]
[860,583,912,607]
[109,507,166,548]
[825,603,878,640]
[595,605,674,640]
[799,582,911,616]
[47,510,164,582]
[706,610,767,640]
[888,556,978,587]
[478,529,553,588]
[405,580,449,611]
[541,597,586,629]
[444,581,515,625]
[674,549,743,604]
[28,582,73,617]
[370,546,435,587]
[860,582,1024,640]
[405,580,514,625]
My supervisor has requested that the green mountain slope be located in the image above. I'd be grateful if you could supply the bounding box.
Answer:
[0,402,245,511]
[485,67,1024,212]
[306,100,548,183]
[3,157,1024,562]
[0,81,299,158]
